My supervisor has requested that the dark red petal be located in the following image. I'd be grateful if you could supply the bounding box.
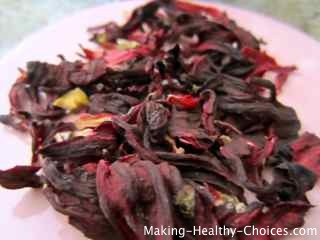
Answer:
[0,165,42,189]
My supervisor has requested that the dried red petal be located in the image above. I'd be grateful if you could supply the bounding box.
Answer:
[224,203,263,228]
[291,132,320,176]
[0,165,42,189]
[200,90,216,135]
[241,47,296,93]
[167,94,200,110]
[104,46,151,67]
[175,0,226,21]
[291,132,320,153]
[79,45,104,60]
[0,1,318,240]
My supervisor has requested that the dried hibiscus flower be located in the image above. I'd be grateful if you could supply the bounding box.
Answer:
[0,1,318,240]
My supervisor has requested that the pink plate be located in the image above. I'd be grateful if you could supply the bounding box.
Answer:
[0,1,319,239]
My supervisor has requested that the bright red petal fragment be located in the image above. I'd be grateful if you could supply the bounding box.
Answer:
[291,132,320,152]
[176,0,226,21]
[167,94,200,109]
[241,47,296,93]
[104,49,136,66]
[104,46,151,67]
[79,45,104,60]
[291,132,320,176]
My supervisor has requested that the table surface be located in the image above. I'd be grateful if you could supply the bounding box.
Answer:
[0,0,319,57]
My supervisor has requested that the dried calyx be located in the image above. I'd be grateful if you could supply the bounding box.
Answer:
[0,1,319,240]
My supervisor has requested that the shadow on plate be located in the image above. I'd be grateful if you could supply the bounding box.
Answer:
[14,189,49,218]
